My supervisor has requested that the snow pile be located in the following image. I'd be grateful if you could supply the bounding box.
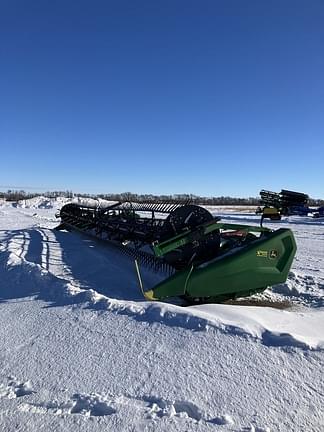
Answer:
[71,196,117,208]
[7,195,118,211]
[194,303,324,349]
[5,195,69,210]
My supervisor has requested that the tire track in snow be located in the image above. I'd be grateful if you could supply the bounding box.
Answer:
[38,229,71,278]
[6,231,30,260]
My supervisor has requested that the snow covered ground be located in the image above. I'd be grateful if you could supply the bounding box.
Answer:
[0,197,323,431]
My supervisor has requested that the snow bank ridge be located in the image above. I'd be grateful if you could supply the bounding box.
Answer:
[2,245,324,351]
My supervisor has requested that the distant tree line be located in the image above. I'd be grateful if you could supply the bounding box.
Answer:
[94,192,263,206]
[0,190,73,201]
[1,189,323,206]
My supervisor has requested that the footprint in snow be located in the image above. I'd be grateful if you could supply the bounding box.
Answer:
[19,390,234,426]
[139,395,234,425]
[70,393,116,416]
[143,396,203,420]
[20,392,116,417]
[0,376,34,399]
[208,414,235,425]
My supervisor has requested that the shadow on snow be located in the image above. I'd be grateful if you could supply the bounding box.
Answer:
[0,227,161,304]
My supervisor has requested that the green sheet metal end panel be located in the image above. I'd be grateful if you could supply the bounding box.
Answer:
[148,228,296,301]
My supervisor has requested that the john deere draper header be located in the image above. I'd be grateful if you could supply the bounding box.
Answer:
[56,200,296,303]
[258,189,309,219]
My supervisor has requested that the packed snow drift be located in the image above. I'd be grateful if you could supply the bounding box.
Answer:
[0,196,323,431]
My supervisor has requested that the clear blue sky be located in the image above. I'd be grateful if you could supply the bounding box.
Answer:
[1,0,323,198]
